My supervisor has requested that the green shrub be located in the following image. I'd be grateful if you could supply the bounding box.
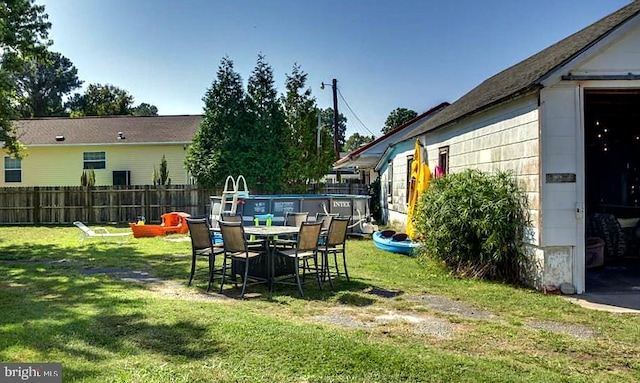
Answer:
[152,155,171,186]
[368,176,382,222]
[80,169,95,187]
[414,169,530,283]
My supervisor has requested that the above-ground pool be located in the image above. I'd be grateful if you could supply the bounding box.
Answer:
[210,194,371,232]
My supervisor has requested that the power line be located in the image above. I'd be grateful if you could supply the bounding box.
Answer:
[336,87,376,137]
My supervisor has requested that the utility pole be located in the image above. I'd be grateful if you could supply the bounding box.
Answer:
[331,78,341,182]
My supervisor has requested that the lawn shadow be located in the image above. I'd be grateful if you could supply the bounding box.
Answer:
[94,312,223,360]
[0,241,225,367]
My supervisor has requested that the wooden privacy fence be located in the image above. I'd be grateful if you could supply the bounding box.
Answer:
[0,185,215,225]
[0,183,369,225]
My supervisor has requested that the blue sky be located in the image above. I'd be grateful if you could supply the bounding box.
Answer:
[40,0,631,138]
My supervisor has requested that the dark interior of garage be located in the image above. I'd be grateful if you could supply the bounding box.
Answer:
[584,89,640,292]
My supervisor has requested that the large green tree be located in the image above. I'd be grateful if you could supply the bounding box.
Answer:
[245,54,286,193]
[185,56,248,188]
[131,102,158,116]
[320,107,347,153]
[281,64,334,192]
[382,107,417,134]
[344,132,375,152]
[0,0,51,155]
[67,83,134,116]
[13,51,82,117]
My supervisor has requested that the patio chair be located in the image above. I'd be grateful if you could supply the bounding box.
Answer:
[273,212,309,249]
[221,214,264,249]
[186,218,225,292]
[315,212,339,236]
[272,221,323,297]
[73,221,132,244]
[218,221,268,298]
[317,216,350,287]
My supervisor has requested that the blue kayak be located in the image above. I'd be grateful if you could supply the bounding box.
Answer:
[372,231,420,255]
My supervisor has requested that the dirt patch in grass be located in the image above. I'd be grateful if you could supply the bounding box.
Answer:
[526,320,596,340]
[402,294,502,322]
[311,306,457,338]
[74,266,599,340]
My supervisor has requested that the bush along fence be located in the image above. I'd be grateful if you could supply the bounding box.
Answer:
[0,183,369,225]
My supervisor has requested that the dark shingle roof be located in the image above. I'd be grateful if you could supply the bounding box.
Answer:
[14,115,202,145]
[408,1,640,138]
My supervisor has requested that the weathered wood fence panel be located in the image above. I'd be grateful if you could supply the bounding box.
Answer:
[0,183,368,225]
[0,185,215,225]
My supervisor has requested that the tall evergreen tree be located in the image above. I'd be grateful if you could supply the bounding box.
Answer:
[185,56,248,188]
[1,0,51,156]
[245,54,286,193]
[13,51,82,117]
[320,107,347,152]
[282,64,334,192]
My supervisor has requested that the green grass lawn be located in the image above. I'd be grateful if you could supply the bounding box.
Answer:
[0,226,638,382]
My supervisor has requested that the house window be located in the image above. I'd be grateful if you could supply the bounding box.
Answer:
[406,155,414,203]
[113,171,131,186]
[439,146,449,175]
[83,151,106,169]
[387,160,393,197]
[4,157,21,183]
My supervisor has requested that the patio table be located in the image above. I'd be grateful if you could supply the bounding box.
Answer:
[212,225,300,286]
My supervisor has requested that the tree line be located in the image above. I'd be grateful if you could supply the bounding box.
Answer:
[184,55,421,193]
[185,55,338,193]
[1,0,419,186]
[13,52,158,119]
[2,3,157,123]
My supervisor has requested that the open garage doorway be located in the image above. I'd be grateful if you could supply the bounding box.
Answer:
[584,89,640,294]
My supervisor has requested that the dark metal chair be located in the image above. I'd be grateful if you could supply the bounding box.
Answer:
[221,214,265,249]
[315,212,339,235]
[273,212,309,249]
[186,217,224,292]
[220,214,242,223]
[318,216,350,287]
[218,221,268,298]
[272,221,323,296]
[285,211,309,226]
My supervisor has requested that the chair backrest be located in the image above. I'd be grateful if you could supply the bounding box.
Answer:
[73,221,95,236]
[284,212,309,227]
[221,215,242,223]
[297,221,322,252]
[186,218,214,251]
[219,221,247,252]
[315,213,339,231]
[326,217,350,247]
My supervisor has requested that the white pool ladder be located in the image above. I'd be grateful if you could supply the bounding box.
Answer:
[210,175,249,229]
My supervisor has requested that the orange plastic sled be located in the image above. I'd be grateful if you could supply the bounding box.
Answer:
[129,212,191,238]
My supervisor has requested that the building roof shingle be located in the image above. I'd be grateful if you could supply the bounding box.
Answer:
[14,115,202,145]
[408,1,640,138]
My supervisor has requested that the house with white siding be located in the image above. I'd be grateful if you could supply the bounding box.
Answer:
[2,115,201,187]
[365,2,640,293]
[333,102,448,205]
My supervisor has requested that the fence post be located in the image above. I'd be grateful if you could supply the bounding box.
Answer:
[33,187,40,224]
[85,186,93,223]
[143,185,151,223]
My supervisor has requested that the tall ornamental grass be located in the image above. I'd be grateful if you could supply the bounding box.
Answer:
[414,169,530,283]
